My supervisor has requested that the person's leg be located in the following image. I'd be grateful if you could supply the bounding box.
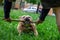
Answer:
[37,9,50,24]
[53,8,60,32]
[4,0,12,19]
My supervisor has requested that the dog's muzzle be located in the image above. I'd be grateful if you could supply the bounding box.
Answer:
[24,18,31,25]
[25,18,30,21]
[23,18,31,27]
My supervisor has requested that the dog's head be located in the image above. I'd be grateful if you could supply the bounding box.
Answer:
[19,15,32,22]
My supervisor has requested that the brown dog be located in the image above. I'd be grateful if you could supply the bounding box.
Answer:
[17,15,38,36]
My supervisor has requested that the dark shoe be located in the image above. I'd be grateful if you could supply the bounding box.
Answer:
[36,19,43,24]
[3,18,11,22]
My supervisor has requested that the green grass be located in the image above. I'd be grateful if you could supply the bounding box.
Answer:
[0,8,60,40]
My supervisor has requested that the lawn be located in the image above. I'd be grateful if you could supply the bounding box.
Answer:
[0,8,60,40]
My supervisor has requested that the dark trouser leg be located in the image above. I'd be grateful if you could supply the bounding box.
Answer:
[54,8,60,32]
[4,0,12,19]
[39,9,50,22]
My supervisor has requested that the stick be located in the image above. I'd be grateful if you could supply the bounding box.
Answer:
[11,19,36,23]
[11,19,23,22]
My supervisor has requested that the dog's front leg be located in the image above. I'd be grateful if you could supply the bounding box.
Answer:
[17,22,23,36]
[31,23,38,36]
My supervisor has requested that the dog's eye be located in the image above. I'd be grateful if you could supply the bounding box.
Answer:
[28,17,30,18]
[23,17,25,18]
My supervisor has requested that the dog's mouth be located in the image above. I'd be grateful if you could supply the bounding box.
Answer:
[22,18,31,24]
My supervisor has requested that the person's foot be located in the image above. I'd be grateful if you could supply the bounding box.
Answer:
[36,19,43,24]
[3,18,11,22]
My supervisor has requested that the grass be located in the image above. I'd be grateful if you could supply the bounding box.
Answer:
[0,8,60,40]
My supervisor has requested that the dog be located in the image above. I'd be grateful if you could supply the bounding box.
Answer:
[17,15,38,36]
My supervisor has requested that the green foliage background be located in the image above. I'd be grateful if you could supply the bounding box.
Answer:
[0,8,60,40]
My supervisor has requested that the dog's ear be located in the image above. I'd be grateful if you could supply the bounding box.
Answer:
[28,16,33,22]
[19,15,25,21]
[30,17,32,22]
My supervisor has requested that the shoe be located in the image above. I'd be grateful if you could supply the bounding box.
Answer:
[36,19,43,24]
[3,18,11,22]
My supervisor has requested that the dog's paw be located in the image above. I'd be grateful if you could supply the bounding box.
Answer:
[18,33,22,36]
[34,31,38,36]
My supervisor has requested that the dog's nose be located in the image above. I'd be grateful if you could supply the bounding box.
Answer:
[25,18,30,21]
